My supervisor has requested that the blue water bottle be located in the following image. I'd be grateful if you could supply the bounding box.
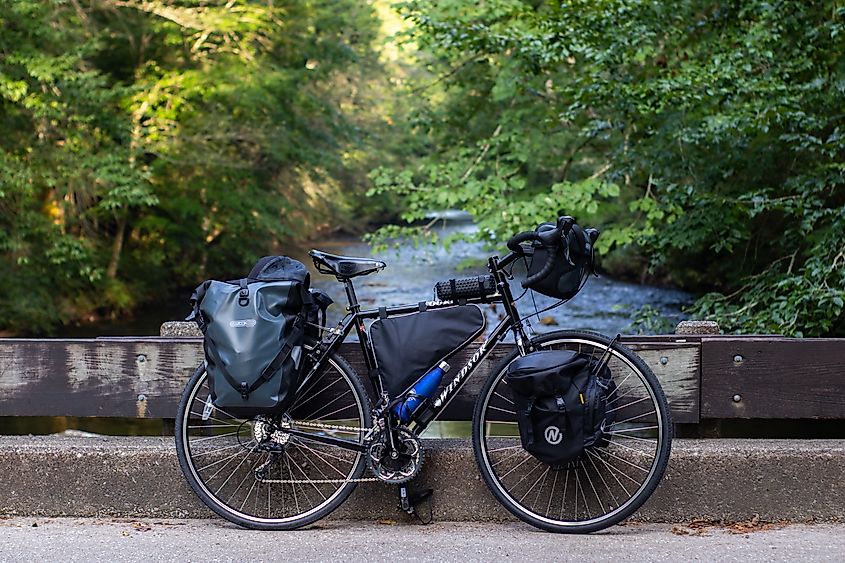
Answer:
[393,361,451,423]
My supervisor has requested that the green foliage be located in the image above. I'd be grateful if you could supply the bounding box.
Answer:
[626,305,676,336]
[374,0,845,336]
[0,0,403,334]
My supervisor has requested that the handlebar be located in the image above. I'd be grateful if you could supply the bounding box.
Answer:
[522,245,557,288]
[505,224,564,289]
[503,216,599,289]
[506,231,542,253]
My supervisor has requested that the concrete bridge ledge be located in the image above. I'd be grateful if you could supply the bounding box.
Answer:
[2,437,844,523]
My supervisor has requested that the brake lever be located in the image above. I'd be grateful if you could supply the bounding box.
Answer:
[557,215,575,233]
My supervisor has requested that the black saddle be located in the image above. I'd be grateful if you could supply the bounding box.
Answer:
[309,250,386,278]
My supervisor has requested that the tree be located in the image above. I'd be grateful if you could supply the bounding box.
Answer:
[0,0,398,334]
[372,0,845,336]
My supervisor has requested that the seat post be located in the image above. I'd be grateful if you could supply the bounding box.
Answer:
[342,278,360,311]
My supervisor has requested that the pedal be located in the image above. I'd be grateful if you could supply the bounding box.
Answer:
[398,485,434,524]
[399,485,412,514]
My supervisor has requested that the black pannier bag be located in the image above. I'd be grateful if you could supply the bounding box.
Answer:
[369,304,486,396]
[189,256,314,417]
[525,222,595,300]
[506,350,616,466]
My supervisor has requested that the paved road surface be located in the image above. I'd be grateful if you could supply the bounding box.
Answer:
[1,518,843,562]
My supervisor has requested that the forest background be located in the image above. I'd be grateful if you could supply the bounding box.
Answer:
[1,0,843,337]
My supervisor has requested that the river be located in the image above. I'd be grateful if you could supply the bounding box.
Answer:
[64,215,690,338]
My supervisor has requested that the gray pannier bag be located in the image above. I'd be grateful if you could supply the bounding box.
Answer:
[189,256,312,418]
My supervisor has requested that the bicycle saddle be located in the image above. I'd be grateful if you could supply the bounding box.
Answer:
[309,249,386,278]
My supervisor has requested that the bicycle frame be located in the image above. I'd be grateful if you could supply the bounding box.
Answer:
[284,254,529,453]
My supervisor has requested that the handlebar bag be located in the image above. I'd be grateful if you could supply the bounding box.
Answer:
[525,223,594,300]
[506,350,616,466]
[189,256,312,417]
[369,304,485,397]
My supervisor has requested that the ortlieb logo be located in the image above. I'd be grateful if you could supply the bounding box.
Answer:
[544,426,563,445]
[229,319,257,328]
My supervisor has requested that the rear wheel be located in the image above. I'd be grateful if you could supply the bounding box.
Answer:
[175,340,371,530]
[472,330,672,533]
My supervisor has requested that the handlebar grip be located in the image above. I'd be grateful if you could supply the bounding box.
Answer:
[522,246,557,288]
[506,231,542,253]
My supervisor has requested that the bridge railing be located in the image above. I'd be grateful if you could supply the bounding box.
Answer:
[0,321,842,423]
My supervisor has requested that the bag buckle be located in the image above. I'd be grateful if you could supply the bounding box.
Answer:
[239,381,249,399]
[238,279,250,306]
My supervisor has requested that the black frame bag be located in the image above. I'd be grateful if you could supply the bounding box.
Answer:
[189,256,313,417]
[369,304,485,397]
[506,349,615,466]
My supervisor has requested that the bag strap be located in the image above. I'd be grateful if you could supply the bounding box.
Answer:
[203,340,246,398]
[246,315,305,398]
[238,278,250,307]
[477,275,488,303]
[523,397,536,446]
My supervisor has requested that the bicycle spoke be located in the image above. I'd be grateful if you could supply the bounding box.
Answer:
[605,395,651,414]
[581,460,604,514]
[178,353,367,528]
[301,388,352,420]
[586,451,619,507]
[609,410,657,427]
[493,391,514,405]
[586,449,640,488]
[545,470,559,518]
[478,334,670,531]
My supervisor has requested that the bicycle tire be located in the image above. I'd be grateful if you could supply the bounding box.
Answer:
[175,339,371,530]
[472,330,672,533]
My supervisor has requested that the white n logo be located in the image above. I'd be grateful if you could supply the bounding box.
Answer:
[544,426,563,445]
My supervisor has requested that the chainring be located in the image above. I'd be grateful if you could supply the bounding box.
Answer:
[366,426,424,484]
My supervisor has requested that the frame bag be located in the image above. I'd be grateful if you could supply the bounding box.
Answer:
[189,256,313,417]
[506,350,616,466]
[369,304,486,397]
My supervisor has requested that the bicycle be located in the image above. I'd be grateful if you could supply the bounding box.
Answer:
[175,216,673,533]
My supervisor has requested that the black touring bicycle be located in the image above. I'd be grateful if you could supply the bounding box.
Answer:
[175,216,673,533]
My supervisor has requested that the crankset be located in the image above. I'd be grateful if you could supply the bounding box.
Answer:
[366,426,424,484]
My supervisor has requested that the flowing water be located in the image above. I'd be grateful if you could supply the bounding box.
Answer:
[61,216,690,337]
[307,216,690,336]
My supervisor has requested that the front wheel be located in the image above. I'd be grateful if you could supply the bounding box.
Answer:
[472,330,672,533]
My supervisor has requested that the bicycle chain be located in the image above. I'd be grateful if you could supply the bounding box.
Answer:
[292,419,373,434]
[257,419,380,484]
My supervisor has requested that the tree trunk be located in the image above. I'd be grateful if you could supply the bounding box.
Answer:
[106,214,127,280]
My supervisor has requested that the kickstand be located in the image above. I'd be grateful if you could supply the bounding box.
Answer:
[398,485,434,525]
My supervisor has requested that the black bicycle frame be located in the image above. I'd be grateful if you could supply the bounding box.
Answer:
[284,253,529,452]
